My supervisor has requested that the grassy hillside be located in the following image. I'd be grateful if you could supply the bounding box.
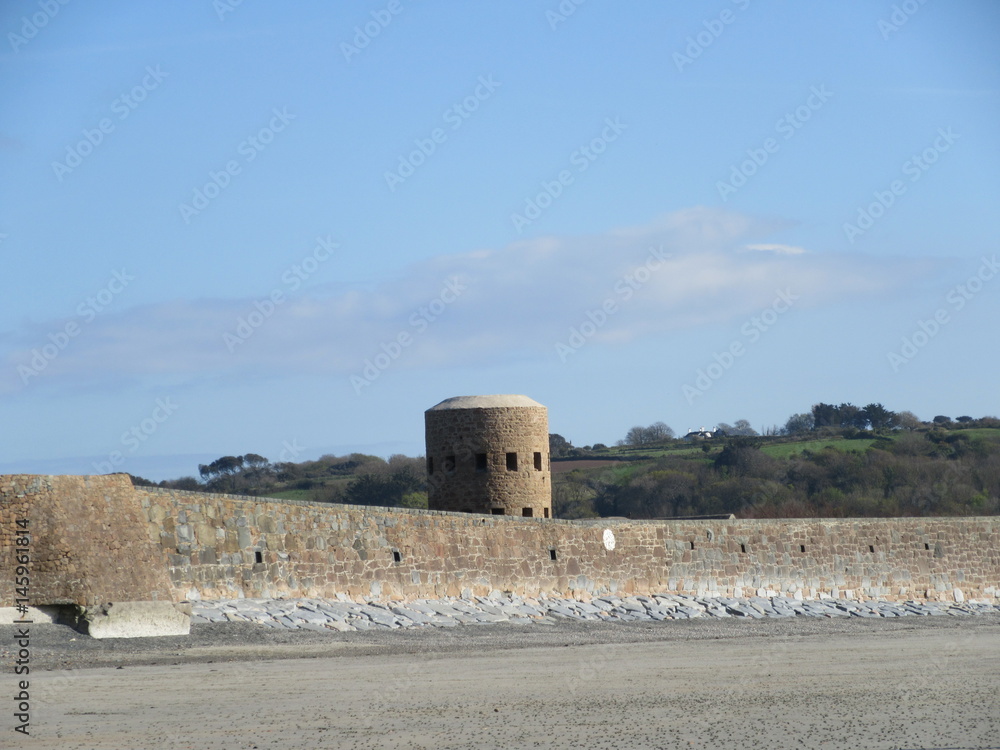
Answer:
[134,426,1000,521]
[555,433,884,464]
[550,427,1000,520]
[760,437,877,458]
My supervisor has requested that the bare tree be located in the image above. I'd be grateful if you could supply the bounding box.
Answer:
[647,421,675,441]
[730,419,758,436]
[624,422,675,445]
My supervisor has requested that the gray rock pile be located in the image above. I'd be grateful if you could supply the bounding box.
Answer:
[190,593,1000,632]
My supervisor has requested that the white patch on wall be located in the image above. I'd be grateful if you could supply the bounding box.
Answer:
[603,529,616,551]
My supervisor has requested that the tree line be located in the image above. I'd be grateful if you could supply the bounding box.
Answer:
[131,405,999,520]
[599,403,961,450]
[134,452,429,509]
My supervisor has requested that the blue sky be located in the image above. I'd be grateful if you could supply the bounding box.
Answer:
[1,1,998,481]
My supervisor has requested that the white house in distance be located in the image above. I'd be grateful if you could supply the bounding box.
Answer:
[683,426,724,440]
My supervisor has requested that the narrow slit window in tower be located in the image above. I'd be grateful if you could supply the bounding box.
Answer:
[543,508,550,518]
[427,457,434,475]
[475,453,488,472]
[506,452,517,471]
[522,507,533,517]
[444,455,456,473]
[533,452,542,471]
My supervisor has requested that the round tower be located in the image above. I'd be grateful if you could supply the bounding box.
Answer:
[425,395,551,518]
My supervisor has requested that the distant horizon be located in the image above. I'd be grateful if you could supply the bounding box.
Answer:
[2,403,992,484]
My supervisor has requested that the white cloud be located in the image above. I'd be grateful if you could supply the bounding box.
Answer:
[0,207,940,395]
[740,243,807,255]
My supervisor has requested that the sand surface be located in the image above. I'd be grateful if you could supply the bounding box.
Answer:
[8,616,1000,750]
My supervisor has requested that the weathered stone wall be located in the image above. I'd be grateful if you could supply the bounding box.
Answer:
[425,395,551,517]
[3,475,997,608]
[136,486,999,604]
[0,475,173,607]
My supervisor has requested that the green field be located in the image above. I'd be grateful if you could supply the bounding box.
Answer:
[955,428,1000,442]
[597,444,707,460]
[576,428,1000,465]
[761,437,879,458]
[582,435,884,462]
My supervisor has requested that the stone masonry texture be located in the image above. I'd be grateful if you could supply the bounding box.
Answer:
[0,474,173,607]
[1,475,998,607]
[425,395,551,517]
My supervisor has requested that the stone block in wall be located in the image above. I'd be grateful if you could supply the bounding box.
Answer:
[237,527,252,549]
[194,523,215,546]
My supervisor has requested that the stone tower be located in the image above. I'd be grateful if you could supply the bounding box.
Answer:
[425,395,551,517]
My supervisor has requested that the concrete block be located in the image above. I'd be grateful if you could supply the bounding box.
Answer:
[70,601,191,639]
[0,605,61,624]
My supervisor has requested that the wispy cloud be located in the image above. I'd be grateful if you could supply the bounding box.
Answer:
[0,207,940,395]
[740,243,807,255]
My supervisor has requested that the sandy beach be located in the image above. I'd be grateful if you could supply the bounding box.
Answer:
[6,615,999,750]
